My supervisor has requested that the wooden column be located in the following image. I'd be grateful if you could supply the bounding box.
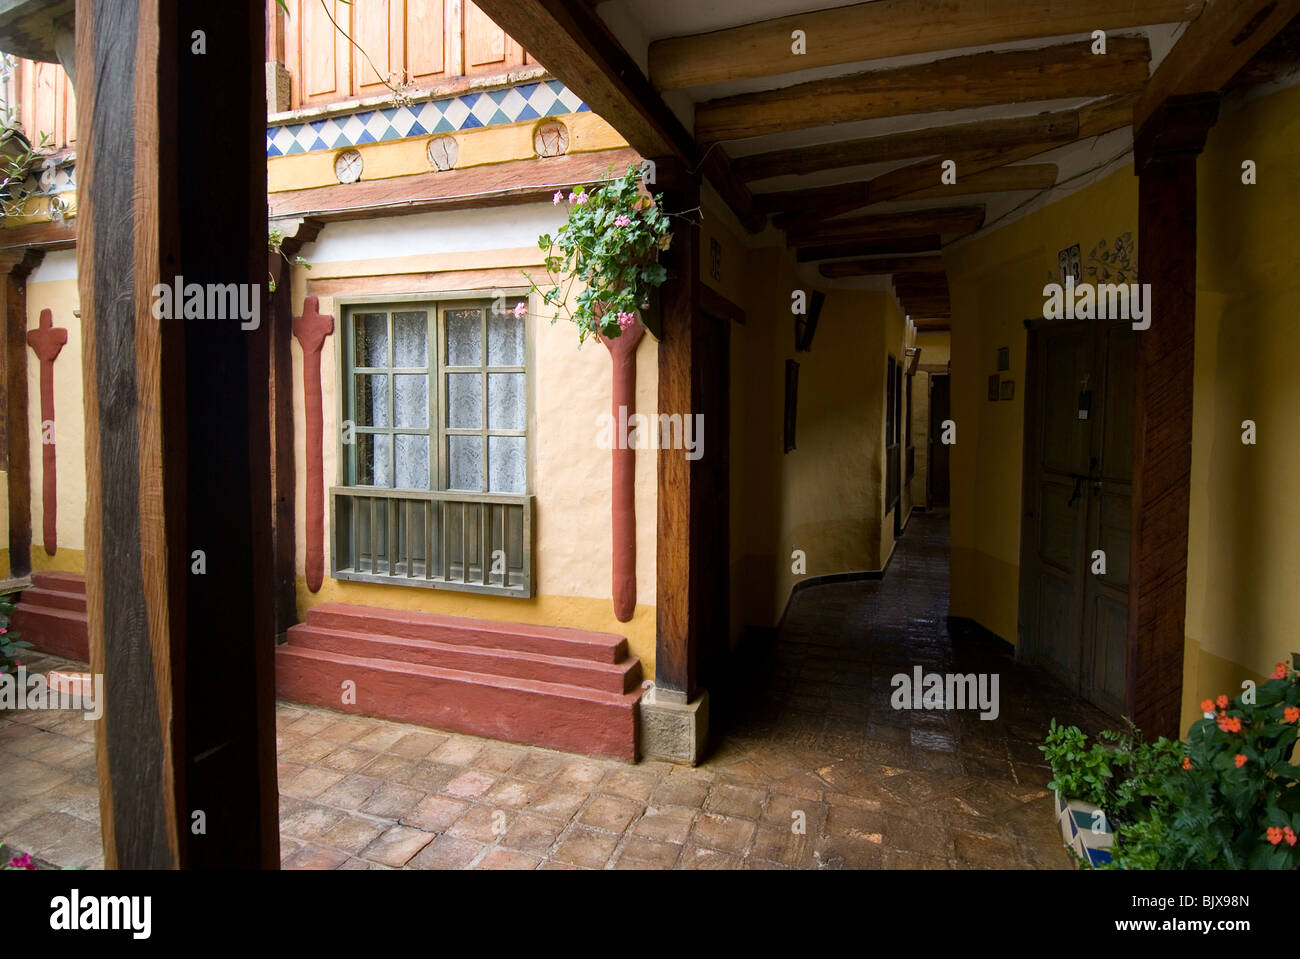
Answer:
[0,250,41,577]
[78,0,277,867]
[1126,93,1219,741]
[269,219,321,638]
[655,175,702,701]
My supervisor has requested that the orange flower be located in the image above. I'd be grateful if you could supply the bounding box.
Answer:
[1216,695,1230,710]
[1181,756,1192,770]
[1200,699,1214,713]
[1284,707,1300,724]
[1234,754,1248,768]
[1267,826,1284,845]
[1286,827,1298,847]
[1272,663,1289,679]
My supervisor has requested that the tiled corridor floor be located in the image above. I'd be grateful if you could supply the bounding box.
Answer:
[0,512,1112,869]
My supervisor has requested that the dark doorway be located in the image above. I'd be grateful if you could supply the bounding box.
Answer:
[886,355,901,534]
[928,373,950,508]
[1019,319,1135,717]
[694,306,731,697]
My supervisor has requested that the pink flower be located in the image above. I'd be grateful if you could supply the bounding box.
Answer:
[574,193,588,206]
[7,853,34,870]
[512,302,527,319]
[553,190,564,205]
[614,214,631,227]
[616,311,636,332]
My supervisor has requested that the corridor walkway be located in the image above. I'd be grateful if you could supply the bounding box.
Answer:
[0,511,1110,869]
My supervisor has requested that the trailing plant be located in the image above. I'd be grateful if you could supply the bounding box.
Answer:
[0,592,30,678]
[268,227,310,293]
[523,165,677,344]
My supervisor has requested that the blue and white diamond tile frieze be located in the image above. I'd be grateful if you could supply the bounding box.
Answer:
[265,80,590,158]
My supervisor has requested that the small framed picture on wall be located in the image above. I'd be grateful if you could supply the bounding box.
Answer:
[988,374,1000,402]
[1000,379,1015,401]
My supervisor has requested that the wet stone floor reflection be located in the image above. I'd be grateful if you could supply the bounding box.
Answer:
[0,512,1110,869]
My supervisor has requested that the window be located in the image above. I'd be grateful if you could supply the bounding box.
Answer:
[332,295,532,596]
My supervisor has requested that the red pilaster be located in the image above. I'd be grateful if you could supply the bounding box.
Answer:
[26,307,67,555]
[293,295,334,593]
[603,322,644,622]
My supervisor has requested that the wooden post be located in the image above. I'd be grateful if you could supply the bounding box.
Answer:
[1127,93,1219,741]
[0,250,41,577]
[77,0,277,868]
[654,174,701,701]
[26,308,68,556]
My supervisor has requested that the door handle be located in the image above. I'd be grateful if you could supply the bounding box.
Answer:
[1067,474,1085,508]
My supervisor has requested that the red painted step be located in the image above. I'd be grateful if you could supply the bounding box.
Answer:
[277,602,644,760]
[276,646,640,761]
[289,624,641,694]
[303,602,629,664]
[11,573,89,663]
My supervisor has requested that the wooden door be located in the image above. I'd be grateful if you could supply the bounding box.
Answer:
[928,374,950,508]
[1020,320,1135,715]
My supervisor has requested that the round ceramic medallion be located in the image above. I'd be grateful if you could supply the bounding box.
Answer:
[533,120,569,158]
[427,135,459,172]
[334,149,363,184]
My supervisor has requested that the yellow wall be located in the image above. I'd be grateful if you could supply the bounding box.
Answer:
[729,245,903,637]
[290,205,660,674]
[1181,82,1300,730]
[26,256,86,561]
[945,168,1138,645]
[945,81,1300,736]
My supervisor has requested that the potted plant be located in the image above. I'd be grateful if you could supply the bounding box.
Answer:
[523,164,675,343]
[1042,653,1300,869]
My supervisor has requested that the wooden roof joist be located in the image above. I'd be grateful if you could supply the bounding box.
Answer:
[650,0,1202,91]
[786,205,985,248]
[796,235,941,262]
[819,254,945,278]
[695,36,1151,143]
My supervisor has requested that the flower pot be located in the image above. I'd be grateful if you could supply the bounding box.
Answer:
[1053,788,1115,868]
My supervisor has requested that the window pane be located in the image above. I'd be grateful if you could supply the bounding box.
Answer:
[488,436,526,493]
[447,373,482,429]
[354,313,388,367]
[394,374,428,428]
[488,307,525,366]
[393,311,428,367]
[488,372,525,430]
[448,435,483,490]
[446,308,482,366]
[395,434,430,490]
[355,433,392,487]
[355,374,389,427]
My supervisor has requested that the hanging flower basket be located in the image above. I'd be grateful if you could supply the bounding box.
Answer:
[523,164,675,344]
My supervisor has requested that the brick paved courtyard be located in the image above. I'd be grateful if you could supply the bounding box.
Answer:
[0,513,1109,869]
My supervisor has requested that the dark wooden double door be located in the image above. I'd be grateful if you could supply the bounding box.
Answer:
[1020,320,1136,717]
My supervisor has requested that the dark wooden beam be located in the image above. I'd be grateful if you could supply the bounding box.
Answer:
[1126,93,1220,741]
[796,235,941,262]
[787,206,985,247]
[696,37,1151,143]
[1135,0,1300,128]
[78,0,277,868]
[734,109,1079,182]
[472,0,765,231]
[819,254,945,278]
[0,250,42,577]
[656,177,702,699]
[903,163,1058,199]
[650,0,1201,91]
[0,219,77,252]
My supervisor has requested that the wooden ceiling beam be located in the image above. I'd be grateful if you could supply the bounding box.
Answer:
[734,109,1078,182]
[787,206,985,247]
[796,236,941,262]
[695,37,1150,143]
[650,0,1200,91]
[819,255,945,278]
[762,162,1058,227]
[471,0,765,231]
[1135,0,1300,129]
